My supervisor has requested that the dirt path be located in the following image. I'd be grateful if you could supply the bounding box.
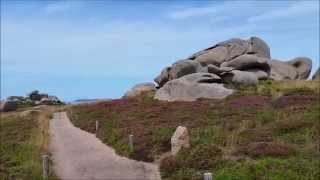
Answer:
[49,112,161,180]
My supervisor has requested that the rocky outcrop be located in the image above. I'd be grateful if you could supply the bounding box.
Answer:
[1,90,63,112]
[153,36,313,101]
[312,68,320,80]
[124,82,156,98]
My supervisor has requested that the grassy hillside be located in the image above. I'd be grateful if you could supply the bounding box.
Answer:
[68,80,320,180]
[0,108,58,180]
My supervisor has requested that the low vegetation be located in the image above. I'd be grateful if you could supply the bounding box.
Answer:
[68,80,320,180]
[0,108,58,180]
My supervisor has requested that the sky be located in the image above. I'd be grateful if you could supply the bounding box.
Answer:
[1,0,319,101]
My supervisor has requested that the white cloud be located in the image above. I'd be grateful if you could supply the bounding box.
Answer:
[248,1,319,22]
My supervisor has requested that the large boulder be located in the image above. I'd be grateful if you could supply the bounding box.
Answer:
[169,60,202,80]
[189,37,270,66]
[189,38,250,66]
[190,45,229,66]
[286,57,312,79]
[124,82,156,98]
[268,60,298,80]
[312,68,320,80]
[154,73,233,101]
[154,60,203,87]
[221,70,259,85]
[220,54,270,72]
[268,58,312,80]
[246,69,269,80]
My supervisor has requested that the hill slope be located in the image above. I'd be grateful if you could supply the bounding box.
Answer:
[0,107,58,179]
[68,80,320,180]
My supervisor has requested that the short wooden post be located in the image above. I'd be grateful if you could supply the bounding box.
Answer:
[129,134,134,151]
[204,172,212,180]
[95,121,99,132]
[42,154,49,178]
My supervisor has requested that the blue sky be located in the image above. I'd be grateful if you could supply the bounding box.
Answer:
[1,0,319,101]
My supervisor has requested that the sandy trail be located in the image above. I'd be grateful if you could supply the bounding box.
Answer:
[49,112,161,180]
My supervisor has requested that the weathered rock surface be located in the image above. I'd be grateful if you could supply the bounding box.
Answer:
[246,69,269,80]
[247,36,271,59]
[171,126,190,155]
[268,60,298,80]
[312,68,320,80]
[189,37,270,66]
[220,54,270,72]
[154,73,233,101]
[154,60,203,88]
[169,60,202,80]
[124,82,156,98]
[154,67,171,87]
[207,64,234,75]
[268,58,312,80]
[152,36,313,101]
[221,70,259,85]
[286,57,312,79]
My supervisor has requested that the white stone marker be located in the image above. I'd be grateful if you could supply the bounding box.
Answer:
[171,126,190,155]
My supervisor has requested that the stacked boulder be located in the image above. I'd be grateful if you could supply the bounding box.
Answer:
[153,37,313,101]
[0,90,63,112]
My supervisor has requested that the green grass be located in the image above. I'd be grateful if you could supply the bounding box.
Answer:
[0,110,57,180]
[68,80,320,180]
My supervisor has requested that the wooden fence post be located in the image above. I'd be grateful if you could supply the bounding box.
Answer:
[95,121,99,132]
[42,154,49,178]
[204,172,212,180]
[129,134,134,151]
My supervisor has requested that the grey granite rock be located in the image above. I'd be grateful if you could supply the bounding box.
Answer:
[154,73,233,101]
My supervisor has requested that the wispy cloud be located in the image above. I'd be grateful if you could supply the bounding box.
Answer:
[44,1,83,15]
[166,1,257,20]
[167,5,222,19]
[248,1,319,23]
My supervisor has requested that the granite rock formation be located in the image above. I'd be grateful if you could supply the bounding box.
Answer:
[153,36,313,101]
